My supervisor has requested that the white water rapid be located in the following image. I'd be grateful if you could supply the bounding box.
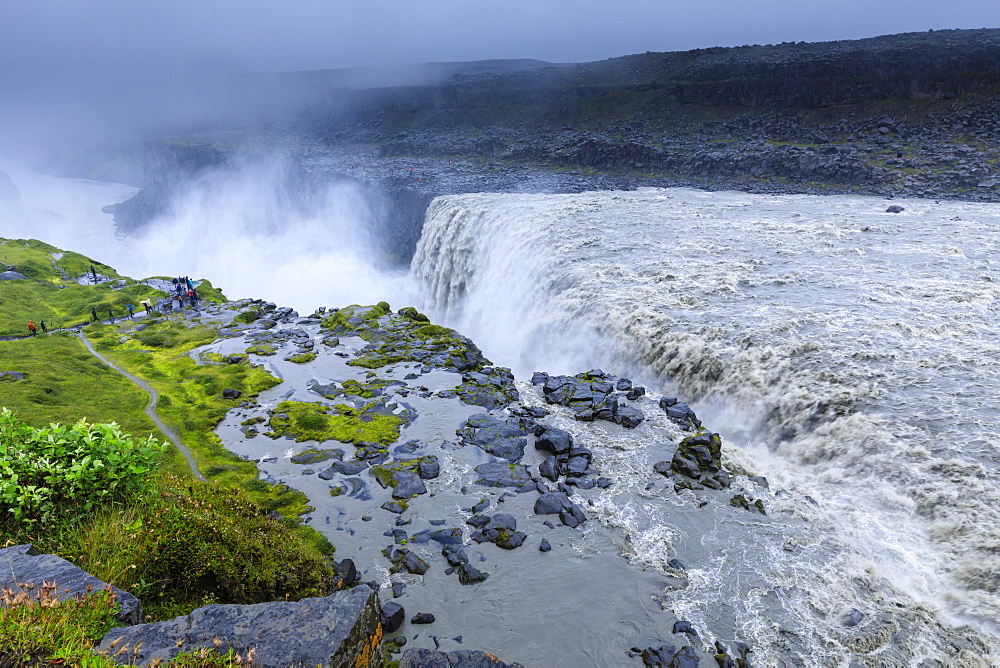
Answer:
[412,188,1000,665]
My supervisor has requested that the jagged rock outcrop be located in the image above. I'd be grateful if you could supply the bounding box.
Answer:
[97,585,383,666]
[0,544,142,626]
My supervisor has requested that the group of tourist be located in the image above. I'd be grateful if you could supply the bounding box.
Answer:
[25,274,197,338]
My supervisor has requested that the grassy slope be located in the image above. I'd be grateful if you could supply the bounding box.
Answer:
[0,332,159,440]
[0,238,162,336]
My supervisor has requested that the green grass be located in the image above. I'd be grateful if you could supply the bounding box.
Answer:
[0,239,165,336]
[0,332,161,440]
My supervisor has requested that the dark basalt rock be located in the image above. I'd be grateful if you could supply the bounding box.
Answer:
[457,563,489,585]
[429,528,464,545]
[670,432,723,484]
[291,447,344,465]
[495,531,527,550]
[539,538,552,552]
[534,426,573,455]
[886,205,905,213]
[385,547,430,575]
[639,644,676,667]
[449,366,520,409]
[473,462,534,491]
[539,455,559,482]
[418,456,441,479]
[392,471,428,499]
[330,460,368,476]
[653,461,673,477]
[844,608,866,627]
[442,545,469,567]
[382,600,406,633]
[729,494,767,515]
[534,492,572,515]
[382,500,409,514]
[559,504,587,528]
[334,558,359,588]
[98,586,380,666]
[400,648,525,667]
[0,545,141,625]
[412,612,436,624]
[221,388,242,400]
[458,414,528,463]
[673,620,698,636]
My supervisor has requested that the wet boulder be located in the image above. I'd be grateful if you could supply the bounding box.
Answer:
[474,462,535,492]
[400,649,524,667]
[392,471,428,499]
[442,545,469,567]
[538,455,560,481]
[418,456,441,479]
[457,563,489,585]
[458,414,528,463]
[381,601,406,633]
[534,492,573,515]
[384,547,430,575]
[453,366,520,409]
[560,504,587,528]
[534,426,573,455]
[670,432,723,482]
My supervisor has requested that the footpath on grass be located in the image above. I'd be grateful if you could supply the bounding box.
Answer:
[75,329,205,482]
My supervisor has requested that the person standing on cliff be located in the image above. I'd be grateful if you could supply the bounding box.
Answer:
[90,265,98,282]
[27,321,36,336]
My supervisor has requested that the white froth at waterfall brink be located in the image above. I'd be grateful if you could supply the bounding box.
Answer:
[411,188,1000,662]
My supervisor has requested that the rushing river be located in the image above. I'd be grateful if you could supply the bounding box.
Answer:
[411,188,1000,665]
[6,171,1000,664]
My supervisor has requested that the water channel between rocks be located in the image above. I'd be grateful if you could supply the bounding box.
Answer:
[203,319,772,667]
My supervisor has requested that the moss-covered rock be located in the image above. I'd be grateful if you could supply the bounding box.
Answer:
[267,400,403,446]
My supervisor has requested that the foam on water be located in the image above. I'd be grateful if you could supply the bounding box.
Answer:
[412,188,1000,663]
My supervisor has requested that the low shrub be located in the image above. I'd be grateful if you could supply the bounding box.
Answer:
[76,476,335,612]
[0,409,164,529]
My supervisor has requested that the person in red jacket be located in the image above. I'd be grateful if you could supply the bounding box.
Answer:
[27,321,37,336]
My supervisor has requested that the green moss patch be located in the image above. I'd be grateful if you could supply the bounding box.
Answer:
[267,400,403,446]
[245,342,277,356]
[287,352,316,364]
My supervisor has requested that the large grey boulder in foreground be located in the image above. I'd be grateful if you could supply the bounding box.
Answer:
[0,544,142,625]
[400,649,525,667]
[97,585,382,667]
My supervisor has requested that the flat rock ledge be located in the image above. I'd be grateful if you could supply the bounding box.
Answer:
[400,648,525,667]
[97,585,382,667]
[0,544,142,626]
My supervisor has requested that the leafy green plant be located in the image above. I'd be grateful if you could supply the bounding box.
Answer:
[0,409,164,529]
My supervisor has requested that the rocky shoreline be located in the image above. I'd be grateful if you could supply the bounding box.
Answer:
[3,295,772,665]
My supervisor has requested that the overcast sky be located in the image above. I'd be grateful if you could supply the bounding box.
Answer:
[1,0,997,84]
